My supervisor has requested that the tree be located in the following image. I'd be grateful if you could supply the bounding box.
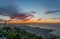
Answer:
[6,32,17,39]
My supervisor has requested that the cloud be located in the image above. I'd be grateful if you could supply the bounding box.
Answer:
[0,0,34,21]
[31,11,36,14]
[37,18,42,21]
[0,6,34,20]
[51,18,60,19]
[45,10,60,14]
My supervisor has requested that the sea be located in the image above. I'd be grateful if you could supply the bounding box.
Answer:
[27,24,60,36]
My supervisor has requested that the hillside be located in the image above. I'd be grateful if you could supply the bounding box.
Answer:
[0,26,42,39]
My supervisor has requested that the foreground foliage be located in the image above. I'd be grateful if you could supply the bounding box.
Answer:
[0,26,42,39]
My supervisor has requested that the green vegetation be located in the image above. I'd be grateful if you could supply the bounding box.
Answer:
[0,26,43,39]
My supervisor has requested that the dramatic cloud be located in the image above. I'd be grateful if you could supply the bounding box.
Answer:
[0,0,34,21]
[0,6,34,20]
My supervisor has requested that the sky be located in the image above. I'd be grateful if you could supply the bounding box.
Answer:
[17,0,60,19]
[0,0,60,23]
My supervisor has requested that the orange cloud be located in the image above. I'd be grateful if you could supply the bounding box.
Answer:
[38,19,60,23]
[5,19,60,24]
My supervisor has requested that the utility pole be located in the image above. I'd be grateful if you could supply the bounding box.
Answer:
[4,16,11,26]
[4,16,7,26]
[4,20,7,26]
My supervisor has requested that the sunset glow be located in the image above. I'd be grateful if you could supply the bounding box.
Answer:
[0,0,60,24]
[4,18,60,24]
